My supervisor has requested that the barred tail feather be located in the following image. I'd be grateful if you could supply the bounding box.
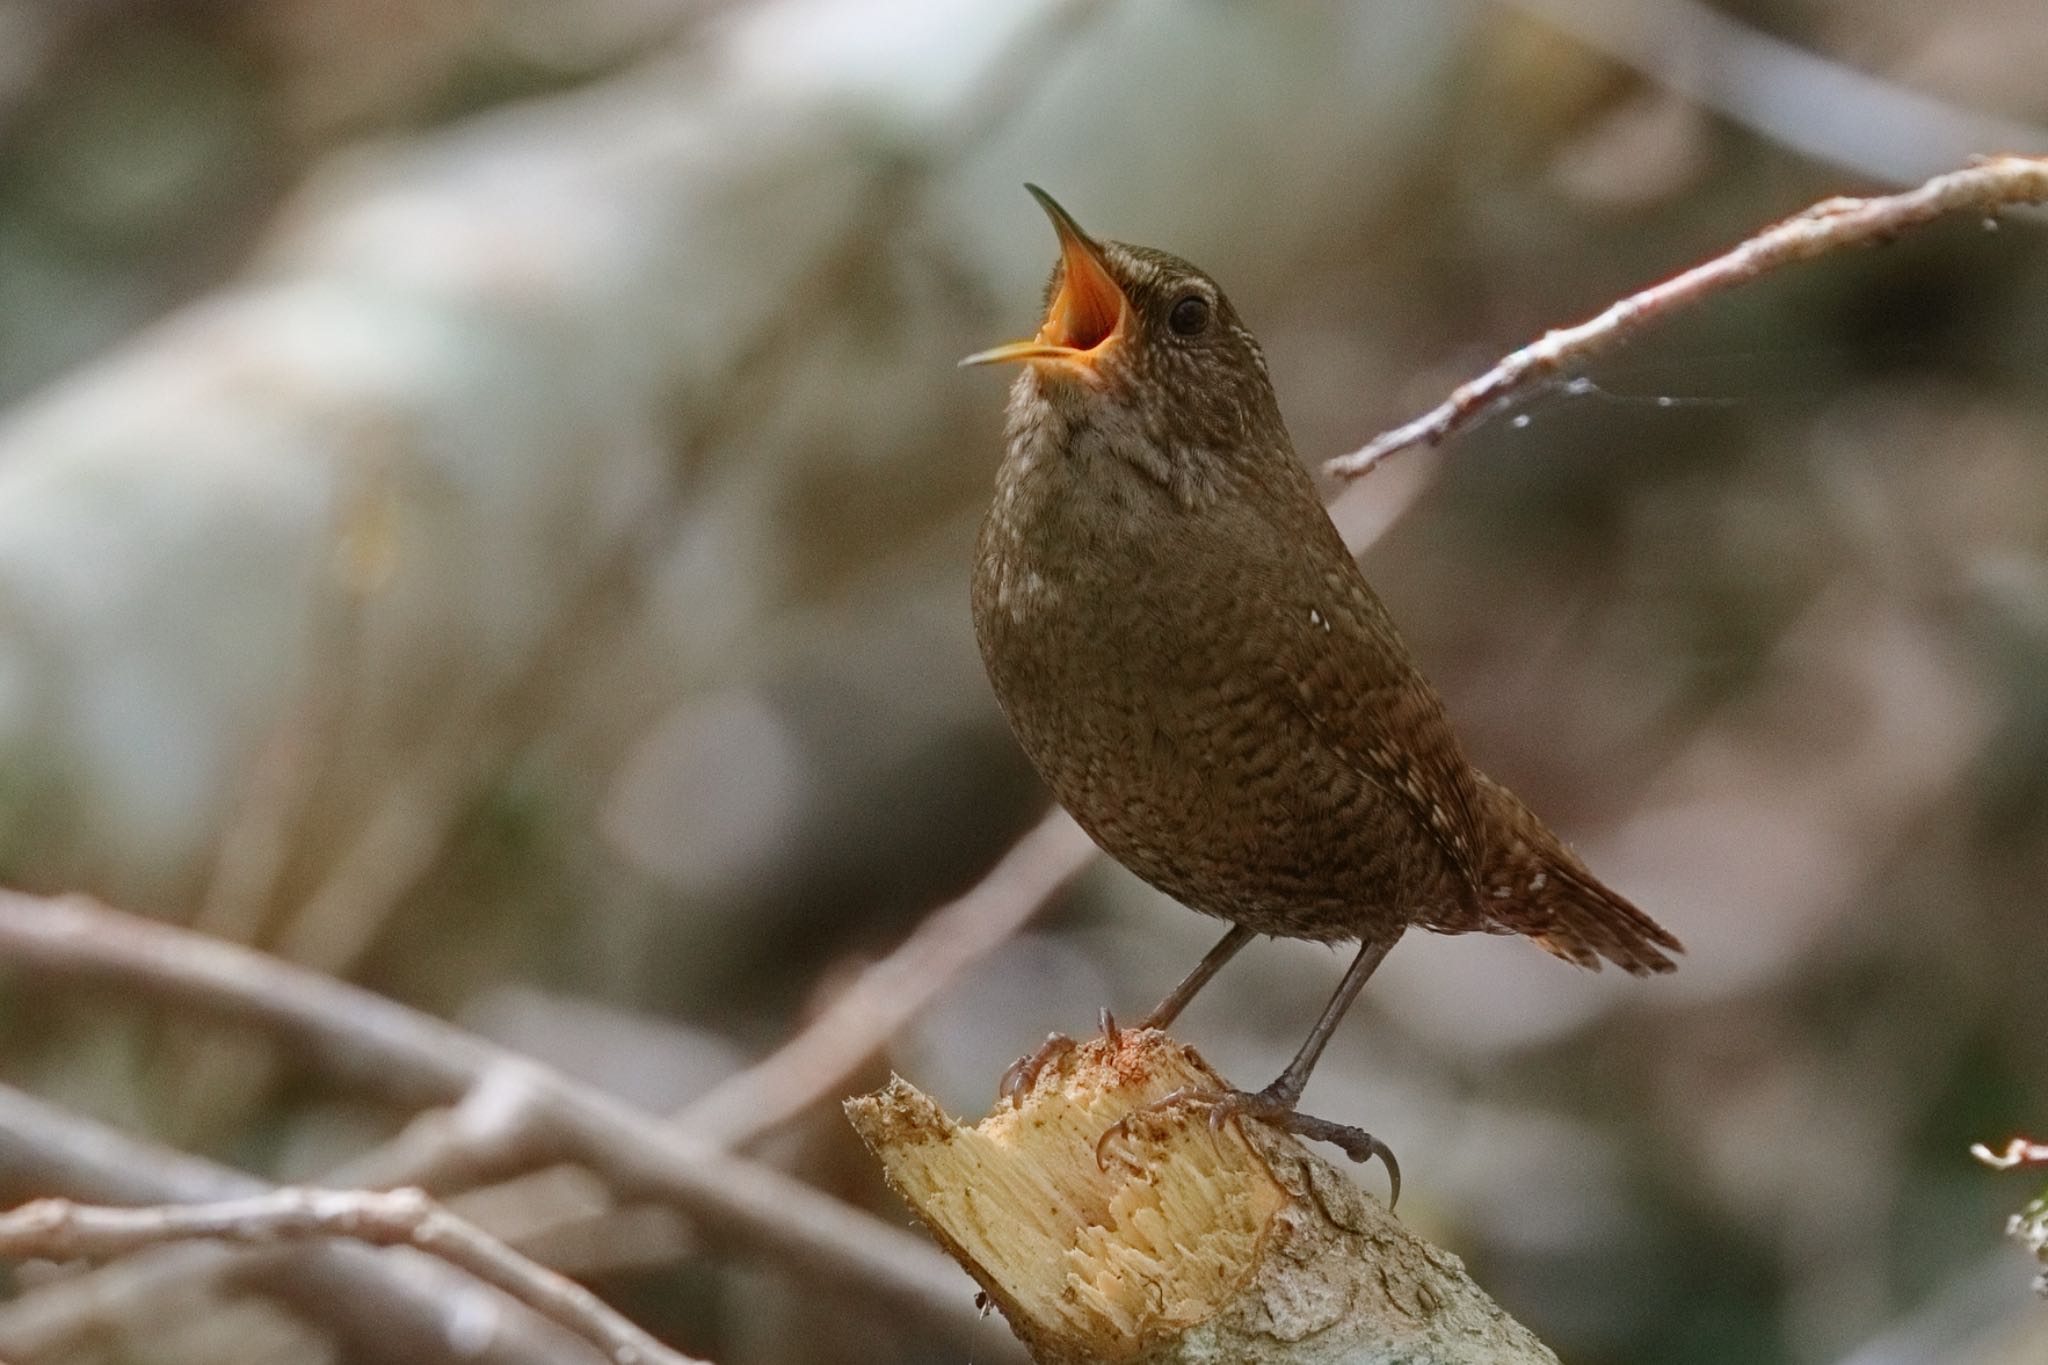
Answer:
[1471,772,1682,976]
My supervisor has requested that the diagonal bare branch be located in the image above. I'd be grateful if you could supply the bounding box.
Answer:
[1327,154,2048,480]
[675,808,1096,1147]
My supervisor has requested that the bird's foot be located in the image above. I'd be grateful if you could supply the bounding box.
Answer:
[998,1008,1122,1107]
[1095,1084,1400,1208]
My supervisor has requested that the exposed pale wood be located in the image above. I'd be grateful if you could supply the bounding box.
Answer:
[847,1029,1557,1365]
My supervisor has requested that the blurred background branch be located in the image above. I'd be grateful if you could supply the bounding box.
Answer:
[1503,0,2047,183]
[0,890,1001,1350]
[0,1083,606,1365]
[0,1187,707,1365]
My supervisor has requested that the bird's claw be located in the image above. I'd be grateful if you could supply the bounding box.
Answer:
[1094,1119,1137,1173]
[1093,1085,1401,1208]
[1093,1084,1205,1172]
[1000,1010,1130,1108]
[998,1032,1077,1106]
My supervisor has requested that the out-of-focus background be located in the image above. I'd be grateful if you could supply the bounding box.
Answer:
[0,1,2045,1362]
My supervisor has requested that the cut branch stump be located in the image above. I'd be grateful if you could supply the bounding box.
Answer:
[846,1028,1556,1364]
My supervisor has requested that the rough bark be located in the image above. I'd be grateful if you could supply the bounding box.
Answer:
[846,1029,1557,1365]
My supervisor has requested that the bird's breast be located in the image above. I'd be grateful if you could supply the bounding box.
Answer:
[969,431,1470,939]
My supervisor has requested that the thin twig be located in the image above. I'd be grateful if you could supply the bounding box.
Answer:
[0,1188,703,1365]
[1326,154,2048,481]
[0,1084,590,1365]
[0,890,993,1344]
[1973,1137,2048,1171]
[675,808,1096,1146]
[325,1061,562,1191]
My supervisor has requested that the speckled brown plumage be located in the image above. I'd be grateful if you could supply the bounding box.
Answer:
[966,189,1679,1177]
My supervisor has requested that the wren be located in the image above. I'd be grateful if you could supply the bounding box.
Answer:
[964,187,1680,1198]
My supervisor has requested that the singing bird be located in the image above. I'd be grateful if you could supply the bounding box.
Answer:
[963,187,1680,1198]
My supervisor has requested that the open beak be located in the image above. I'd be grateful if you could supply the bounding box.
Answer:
[960,185,1129,370]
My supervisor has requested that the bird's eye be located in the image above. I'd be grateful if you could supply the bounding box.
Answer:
[1168,293,1210,336]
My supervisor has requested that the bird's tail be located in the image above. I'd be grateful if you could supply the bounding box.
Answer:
[1471,771,1681,975]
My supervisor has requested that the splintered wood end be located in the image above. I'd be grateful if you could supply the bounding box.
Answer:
[847,1029,1281,1356]
[846,1028,1558,1365]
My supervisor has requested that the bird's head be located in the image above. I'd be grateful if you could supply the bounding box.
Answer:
[963,186,1286,485]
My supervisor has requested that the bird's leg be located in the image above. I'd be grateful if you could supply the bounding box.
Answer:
[998,1006,1125,1106]
[1097,937,1402,1207]
[1138,923,1255,1031]
[1252,935,1392,1108]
